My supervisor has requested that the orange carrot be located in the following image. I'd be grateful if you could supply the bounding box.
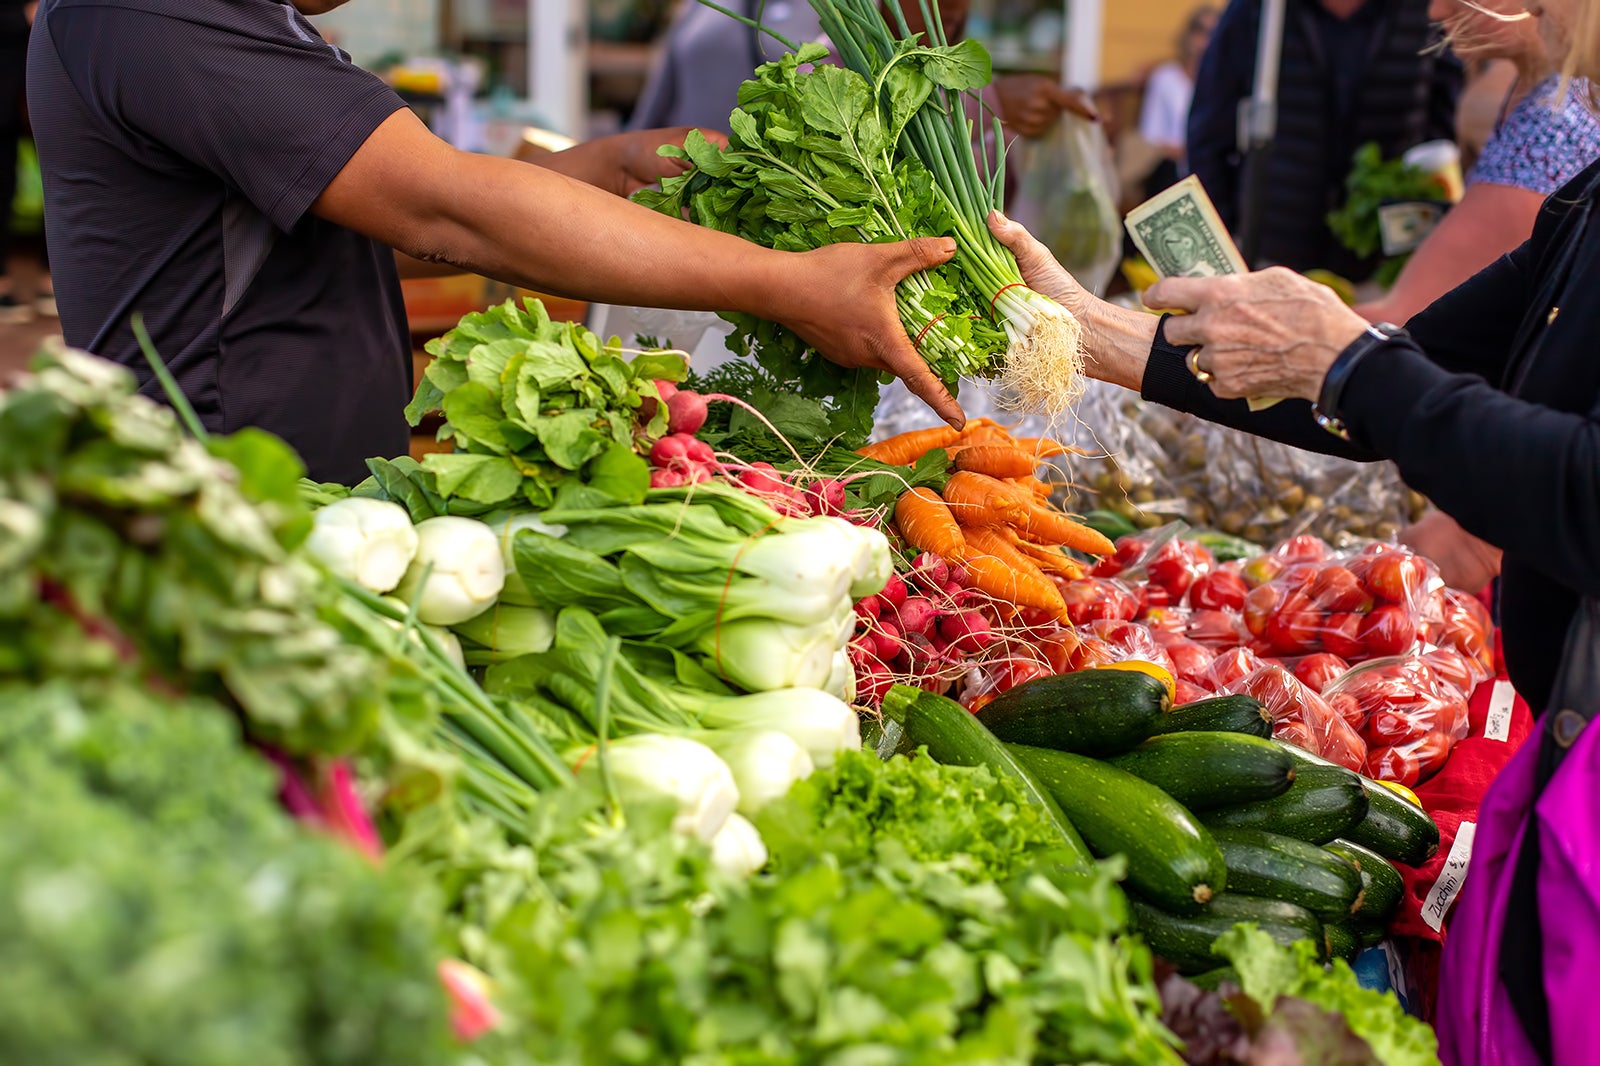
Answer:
[857,425,960,464]
[953,444,1038,480]
[1003,529,1087,578]
[895,488,967,560]
[941,471,1031,528]
[961,551,1068,617]
[1013,436,1083,459]
[1010,476,1052,499]
[1016,505,1117,557]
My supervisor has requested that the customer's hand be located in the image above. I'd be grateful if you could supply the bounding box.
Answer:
[1401,511,1503,593]
[987,210,1092,318]
[1146,268,1369,402]
[993,74,1100,138]
[774,238,966,429]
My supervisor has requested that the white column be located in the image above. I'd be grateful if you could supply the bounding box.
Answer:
[1061,0,1102,89]
[530,0,589,137]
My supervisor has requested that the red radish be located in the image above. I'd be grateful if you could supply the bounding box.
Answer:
[908,552,949,593]
[854,596,883,624]
[938,610,995,655]
[738,462,788,496]
[856,657,895,702]
[649,468,686,489]
[804,479,847,516]
[685,464,713,484]
[947,564,969,588]
[666,390,709,435]
[871,621,903,662]
[895,596,938,637]
[879,573,908,611]
[653,379,679,402]
[681,436,716,465]
[649,435,691,469]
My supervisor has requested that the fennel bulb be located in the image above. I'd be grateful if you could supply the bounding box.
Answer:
[303,497,419,593]
[394,516,506,626]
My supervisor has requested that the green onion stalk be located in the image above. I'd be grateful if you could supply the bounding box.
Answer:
[809,0,1086,415]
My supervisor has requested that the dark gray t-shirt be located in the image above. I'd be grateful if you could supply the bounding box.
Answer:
[29,0,412,483]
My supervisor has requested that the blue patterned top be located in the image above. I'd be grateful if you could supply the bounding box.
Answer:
[1472,75,1600,194]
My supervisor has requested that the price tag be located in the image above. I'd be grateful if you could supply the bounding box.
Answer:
[1483,679,1516,742]
[1421,821,1476,932]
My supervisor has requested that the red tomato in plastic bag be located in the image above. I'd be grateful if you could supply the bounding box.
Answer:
[1319,713,1369,772]
[1328,691,1365,729]
[1060,578,1139,626]
[1362,551,1428,604]
[1364,706,1431,747]
[1322,611,1366,660]
[1147,539,1207,600]
[1144,607,1192,636]
[1267,592,1323,655]
[1310,566,1371,613]
[993,657,1049,695]
[1275,717,1319,753]
[1165,639,1218,684]
[1360,604,1418,657]
[1244,583,1283,638]
[1136,584,1173,614]
[1422,647,1481,695]
[1190,568,1250,612]
[1038,629,1082,675]
[1415,731,1454,780]
[1275,535,1331,564]
[1188,608,1243,645]
[1207,647,1263,689]
[1294,652,1351,693]
[1174,679,1212,704]
[1368,745,1421,787]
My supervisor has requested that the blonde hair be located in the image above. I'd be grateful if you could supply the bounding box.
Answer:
[1561,0,1600,111]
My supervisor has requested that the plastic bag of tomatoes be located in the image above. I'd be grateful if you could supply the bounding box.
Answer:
[1238,538,1441,664]
[1208,653,1369,770]
[1322,656,1472,787]
[1091,527,1216,609]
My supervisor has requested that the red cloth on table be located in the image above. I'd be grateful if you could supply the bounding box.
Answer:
[1389,671,1534,944]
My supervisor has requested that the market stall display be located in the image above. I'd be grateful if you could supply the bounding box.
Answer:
[2,10,1476,1062]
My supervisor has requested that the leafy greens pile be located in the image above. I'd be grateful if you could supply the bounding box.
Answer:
[0,680,453,1066]
[404,299,690,509]
[1327,141,1443,283]
[399,750,1181,1065]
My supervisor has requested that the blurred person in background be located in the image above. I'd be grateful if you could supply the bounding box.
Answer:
[0,0,49,325]
[1363,0,1600,596]
[1187,0,1464,277]
[632,0,1096,139]
[1133,4,1220,198]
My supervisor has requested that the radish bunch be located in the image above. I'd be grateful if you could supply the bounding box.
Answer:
[848,553,999,703]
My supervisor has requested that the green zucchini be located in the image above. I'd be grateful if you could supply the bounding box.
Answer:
[1211,827,1365,919]
[977,670,1172,757]
[1152,694,1273,739]
[1084,509,1140,543]
[891,685,1093,866]
[1107,732,1295,811]
[1131,894,1324,975]
[1354,921,1387,950]
[1275,742,1441,866]
[1324,922,1362,962]
[1188,967,1240,992]
[1325,839,1405,921]
[1190,530,1264,562]
[1012,744,1225,914]
[1201,764,1369,844]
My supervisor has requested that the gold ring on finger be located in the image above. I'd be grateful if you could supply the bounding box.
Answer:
[1185,347,1214,384]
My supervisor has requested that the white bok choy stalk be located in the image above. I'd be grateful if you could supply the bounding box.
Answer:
[582,733,740,843]
[303,497,419,593]
[451,604,556,664]
[698,688,862,769]
[697,616,841,692]
[394,516,506,626]
[699,730,815,815]
[710,813,769,877]
[823,650,858,704]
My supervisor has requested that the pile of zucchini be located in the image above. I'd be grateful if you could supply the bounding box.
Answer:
[896,671,1439,979]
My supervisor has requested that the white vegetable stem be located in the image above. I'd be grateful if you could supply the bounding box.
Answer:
[710,812,769,877]
[303,497,419,594]
[591,733,741,843]
[699,689,862,769]
[699,617,840,692]
[394,516,507,626]
[700,730,815,815]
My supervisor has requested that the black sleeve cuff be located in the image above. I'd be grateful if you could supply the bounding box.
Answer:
[1141,314,1208,410]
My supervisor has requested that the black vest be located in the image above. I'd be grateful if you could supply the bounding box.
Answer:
[1253,0,1447,277]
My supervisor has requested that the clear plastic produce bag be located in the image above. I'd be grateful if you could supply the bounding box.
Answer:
[1009,113,1122,298]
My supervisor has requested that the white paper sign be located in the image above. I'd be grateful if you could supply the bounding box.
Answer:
[1421,821,1477,932]
[1484,679,1516,742]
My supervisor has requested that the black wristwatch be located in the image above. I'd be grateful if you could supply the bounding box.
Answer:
[1313,322,1408,439]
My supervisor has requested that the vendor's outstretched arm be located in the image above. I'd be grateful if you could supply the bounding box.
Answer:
[314,109,964,427]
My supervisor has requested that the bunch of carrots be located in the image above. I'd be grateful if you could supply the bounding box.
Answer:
[861,421,1116,619]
